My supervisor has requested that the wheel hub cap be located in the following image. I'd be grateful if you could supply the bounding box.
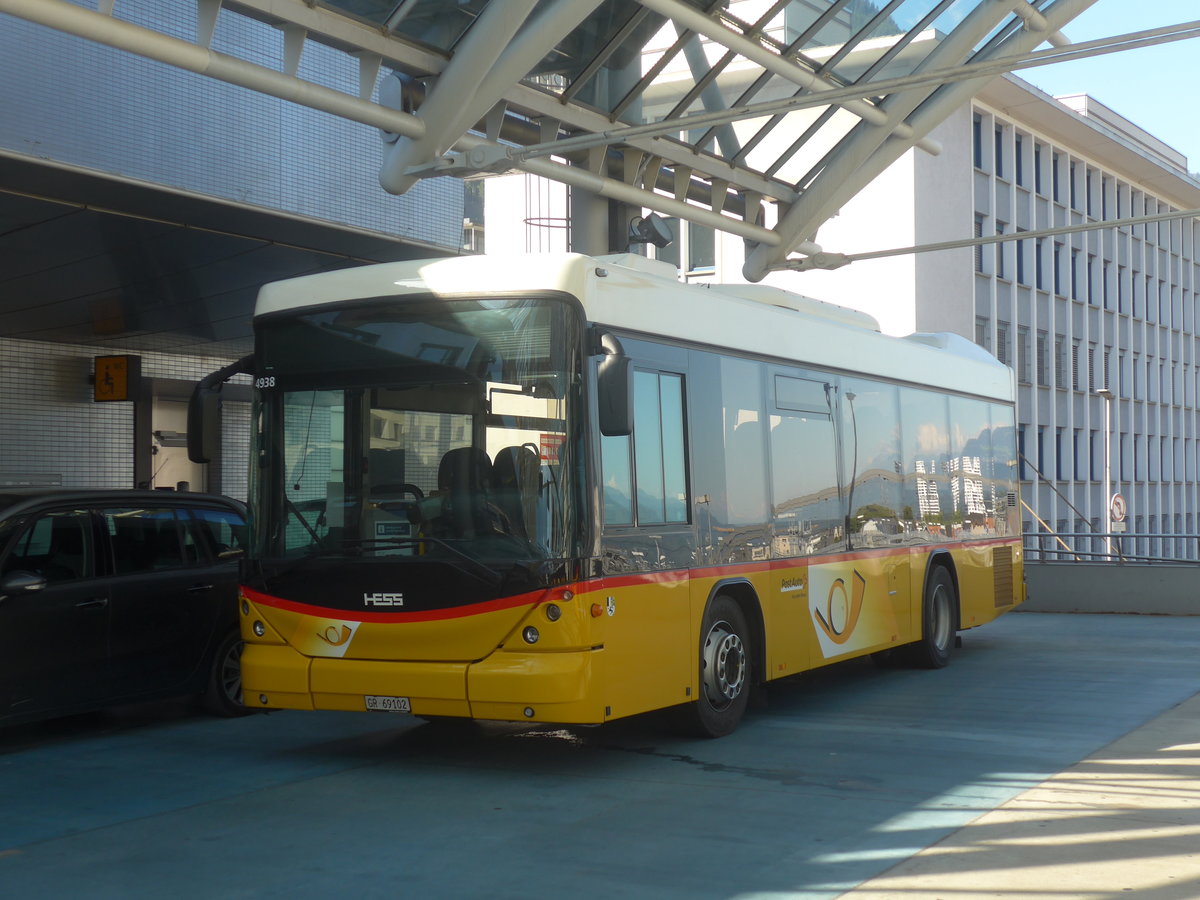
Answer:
[702,622,745,706]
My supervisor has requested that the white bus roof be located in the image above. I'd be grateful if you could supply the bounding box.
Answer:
[256,252,1013,402]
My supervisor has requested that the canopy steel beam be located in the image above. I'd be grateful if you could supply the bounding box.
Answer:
[424,131,786,247]
[2,0,1136,269]
[777,208,1200,272]
[1010,0,1069,46]
[743,0,1102,281]
[0,0,780,244]
[504,20,1200,164]
[225,0,793,204]
[256,1,798,206]
[635,0,943,156]
[379,0,539,195]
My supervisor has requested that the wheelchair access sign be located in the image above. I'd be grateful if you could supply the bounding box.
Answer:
[93,355,141,402]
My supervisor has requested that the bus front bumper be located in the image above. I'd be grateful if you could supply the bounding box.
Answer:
[240,643,608,724]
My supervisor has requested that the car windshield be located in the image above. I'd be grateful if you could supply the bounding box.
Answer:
[252,295,585,565]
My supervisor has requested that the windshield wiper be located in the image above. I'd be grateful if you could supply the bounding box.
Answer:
[341,537,503,588]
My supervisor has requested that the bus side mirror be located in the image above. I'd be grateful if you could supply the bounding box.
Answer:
[188,384,222,464]
[594,331,632,437]
[188,355,254,464]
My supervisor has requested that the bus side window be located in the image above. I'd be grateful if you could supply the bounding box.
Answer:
[900,388,950,539]
[769,412,841,555]
[770,374,841,556]
[601,433,633,525]
[841,379,903,546]
[600,369,688,527]
[948,396,996,537]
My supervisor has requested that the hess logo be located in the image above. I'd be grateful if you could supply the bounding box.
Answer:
[363,592,405,607]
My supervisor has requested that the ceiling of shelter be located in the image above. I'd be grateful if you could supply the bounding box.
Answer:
[0,155,436,358]
[2,0,1196,356]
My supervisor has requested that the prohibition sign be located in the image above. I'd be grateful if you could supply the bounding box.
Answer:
[1109,493,1127,523]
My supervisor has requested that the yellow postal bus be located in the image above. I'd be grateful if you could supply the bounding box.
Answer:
[193,252,1023,737]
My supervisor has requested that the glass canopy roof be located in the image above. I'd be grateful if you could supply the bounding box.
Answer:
[9,0,1108,280]
[304,0,1097,278]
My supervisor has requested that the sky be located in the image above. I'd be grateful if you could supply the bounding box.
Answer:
[1017,0,1200,172]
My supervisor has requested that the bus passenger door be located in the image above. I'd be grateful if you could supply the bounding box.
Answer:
[767,373,842,672]
[838,378,911,653]
[596,357,694,717]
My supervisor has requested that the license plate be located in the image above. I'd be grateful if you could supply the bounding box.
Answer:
[365,695,411,713]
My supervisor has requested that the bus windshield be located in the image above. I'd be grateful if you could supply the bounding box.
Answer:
[252,295,584,567]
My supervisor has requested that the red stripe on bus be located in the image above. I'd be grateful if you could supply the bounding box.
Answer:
[596,536,1021,588]
[239,583,583,624]
[242,536,1020,620]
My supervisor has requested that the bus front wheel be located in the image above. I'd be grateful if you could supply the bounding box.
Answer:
[685,595,751,738]
[911,567,956,669]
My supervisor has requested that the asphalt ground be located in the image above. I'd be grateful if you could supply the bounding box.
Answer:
[2,611,1198,899]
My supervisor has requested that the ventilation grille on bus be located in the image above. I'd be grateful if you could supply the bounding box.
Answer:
[992,546,1014,608]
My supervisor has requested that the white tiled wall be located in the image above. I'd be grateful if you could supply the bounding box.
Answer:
[0,337,249,500]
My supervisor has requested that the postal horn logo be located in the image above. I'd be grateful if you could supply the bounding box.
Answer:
[317,624,352,647]
[813,570,866,645]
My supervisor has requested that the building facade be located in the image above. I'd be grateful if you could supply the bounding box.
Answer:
[967,80,1200,562]
[0,1,465,497]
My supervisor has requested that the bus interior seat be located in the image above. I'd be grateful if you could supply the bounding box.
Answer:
[436,447,494,537]
[492,445,542,539]
[368,448,407,496]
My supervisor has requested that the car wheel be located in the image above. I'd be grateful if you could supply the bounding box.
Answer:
[203,629,250,717]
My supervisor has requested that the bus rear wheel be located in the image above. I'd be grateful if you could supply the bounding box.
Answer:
[911,566,956,669]
[684,595,751,738]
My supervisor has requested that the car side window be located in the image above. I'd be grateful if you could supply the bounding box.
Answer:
[104,507,189,574]
[189,507,247,559]
[2,510,94,584]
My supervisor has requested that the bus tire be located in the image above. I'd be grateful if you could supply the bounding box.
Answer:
[684,594,751,738]
[912,566,956,669]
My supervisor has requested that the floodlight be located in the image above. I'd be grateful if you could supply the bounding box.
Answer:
[627,213,674,249]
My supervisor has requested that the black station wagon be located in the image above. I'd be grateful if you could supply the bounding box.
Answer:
[0,488,248,726]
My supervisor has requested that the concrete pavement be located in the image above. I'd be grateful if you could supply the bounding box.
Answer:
[847,688,1200,899]
[2,612,1199,899]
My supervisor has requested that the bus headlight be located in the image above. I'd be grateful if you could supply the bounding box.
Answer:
[522,626,540,644]
[253,620,266,637]
[545,603,562,622]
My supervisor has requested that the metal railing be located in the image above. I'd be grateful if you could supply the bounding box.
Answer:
[1017,452,1200,565]
[1022,530,1200,565]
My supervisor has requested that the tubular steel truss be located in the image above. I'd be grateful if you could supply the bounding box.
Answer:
[7,0,1196,278]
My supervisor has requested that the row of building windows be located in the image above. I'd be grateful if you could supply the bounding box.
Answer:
[974,226,1198,324]
[974,113,1196,233]
[978,320,1199,406]
[1019,425,1199,486]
